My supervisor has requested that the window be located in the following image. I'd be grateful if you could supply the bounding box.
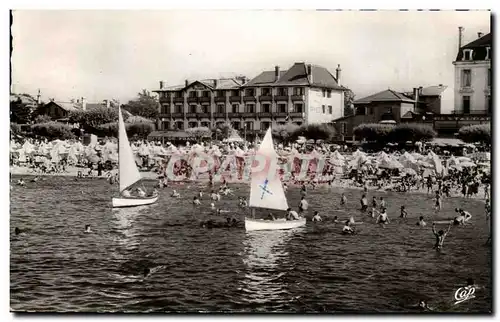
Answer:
[261,121,271,131]
[322,105,326,113]
[341,123,347,134]
[202,91,210,98]
[217,90,226,98]
[188,121,198,128]
[175,105,183,113]
[327,90,332,98]
[367,107,373,115]
[462,96,471,114]
[175,92,183,98]
[200,105,208,113]
[245,104,255,113]
[176,121,184,130]
[233,121,241,130]
[295,122,303,126]
[245,121,254,130]
[488,68,491,86]
[293,87,304,95]
[328,105,333,114]
[262,104,271,113]
[161,104,170,114]
[278,103,287,113]
[486,47,490,60]
[189,91,197,98]
[277,88,288,96]
[232,104,239,113]
[261,88,272,96]
[231,90,240,97]
[462,69,472,87]
[201,121,210,128]
[162,121,170,130]
[356,107,366,115]
[322,89,326,97]
[217,104,225,113]
[189,105,197,113]
[294,103,304,113]
[245,88,255,96]
[463,49,473,61]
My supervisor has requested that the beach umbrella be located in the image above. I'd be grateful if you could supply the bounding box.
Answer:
[460,161,477,168]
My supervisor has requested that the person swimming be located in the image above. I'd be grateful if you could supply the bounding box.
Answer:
[17,179,25,186]
[400,206,408,218]
[198,191,203,198]
[342,220,355,234]
[454,208,472,225]
[85,225,91,233]
[171,190,180,198]
[193,196,201,206]
[376,207,390,224]
[432,221,452,251]
[417,216,427,227]
[332,216,339,223]
[312,211,322,222]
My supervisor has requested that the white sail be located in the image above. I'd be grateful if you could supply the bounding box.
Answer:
[248,128,288,211]
[118,106,142,193]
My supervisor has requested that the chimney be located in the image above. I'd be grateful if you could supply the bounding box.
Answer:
[439,84,443,87]
[185,79,189,87]
[214,79,218,88]
[478,32,484,38]
[105,99,110,108]
[418,86,423,96]
[458,26,464,50]
[159,81,164,89]
[336,64,342,85]
[36,89,41,105]
[81,97,86,111]
[274,66,280,82]
[412,88,419,111]
[241,76,246,84]
[306,64,313,83]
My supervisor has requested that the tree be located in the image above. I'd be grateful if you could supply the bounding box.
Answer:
[69,106,127,132]
[186,126,212,142]
[343,88,355,117]
[272,123,299,143]
[31,122,75,140]
[10,98,32,124]
[291,123,336,142]
[34,114,52,124]
[213,122,233,140]
[457,124,491,144]
[122,89,159,120]
[387,124,436,143]
[353,123,393,142]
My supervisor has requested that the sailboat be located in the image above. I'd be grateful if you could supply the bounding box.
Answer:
[244,128,306,231]
[112,107,158,208]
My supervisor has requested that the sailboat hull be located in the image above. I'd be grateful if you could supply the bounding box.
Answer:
[112,195,158,208]
[244,217,306,231]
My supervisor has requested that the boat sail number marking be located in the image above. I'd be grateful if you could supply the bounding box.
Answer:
[259,179,273,199]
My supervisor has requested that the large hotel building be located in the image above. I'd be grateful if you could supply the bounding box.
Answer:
[153,62,345,133]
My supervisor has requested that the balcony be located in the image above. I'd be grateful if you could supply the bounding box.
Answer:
[172,113,184,118]
[215,96,226,103]
[242,112,257,118]
[173,97,184,103]
[258,95,273,102]
[275,95,289,101]
[258,112,273,118]
[243,96,257,102]
[159,113,172,118]
[186,113,198,118]
[159,96,172,103]
[290,112,304,118]
[198,113,210,119]
[459,87,474,94]
[229,96,242,103]
[275,112,288,117]
[228,113,241,118]
[199,96,211,103]
[451,109,490,115]
[291,95,305,101]
[213,113,226,118]
[187,97,199,103]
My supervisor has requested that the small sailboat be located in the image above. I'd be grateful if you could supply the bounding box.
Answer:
[112,107,158,208]
[245,128,306,231]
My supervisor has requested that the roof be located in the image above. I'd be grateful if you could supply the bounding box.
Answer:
[420,85,448,96]
[353,89,415,104]
[148,131,197,139]
[455,33,491,61]
[47,101,80,112]
[243,62,343,89]
[10,93,38,105]
[154,78,243,92]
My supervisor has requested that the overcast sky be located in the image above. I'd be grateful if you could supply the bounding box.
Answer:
[11,10,490,104]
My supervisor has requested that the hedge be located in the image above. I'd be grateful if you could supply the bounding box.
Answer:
[457,124,491,144]
[387,123,436,143]
[290,123,336,142]
[272,123,300,143]
[96,121,154,139]
[30,122,75,140]
[353,123,393,142]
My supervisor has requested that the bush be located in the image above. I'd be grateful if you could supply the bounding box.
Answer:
[96,122,118,137]
[457,124,491,144]
[10,123,22,135]
[69,106,128,131]
[387,123,436,143]
[353,123,393,142]
[186,126,212,142]
[34,114,52,124]
[290,123,336,142]
[30,122,75,140]
[127,121,155,139]
[272,123,300,143]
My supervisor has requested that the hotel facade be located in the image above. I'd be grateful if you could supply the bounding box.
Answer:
[153,62,345,134]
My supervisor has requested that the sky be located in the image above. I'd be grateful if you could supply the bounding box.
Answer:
[11,10,490,106]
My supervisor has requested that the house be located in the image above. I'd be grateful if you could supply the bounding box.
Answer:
[153,62,346,134]
[39,98,113,120]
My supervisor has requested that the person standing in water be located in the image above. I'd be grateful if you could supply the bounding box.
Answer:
[312,211,322,222]
[84,225,91,233]
[400,206,408,218]
[286,208,300,221]
[416,216,427,227]
[298,196,309,214]
[342,220,355,234]
[432,221,453,252]
[434,190,442,212]
[300,184,307,197]
[340,193,347,206]
[379,197,386,210]
[193,196,201,206]
[360,194,368,212]
[376,207,390,224]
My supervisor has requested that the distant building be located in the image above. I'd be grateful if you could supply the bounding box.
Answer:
[39,97,113,120]
[153,62,345,135]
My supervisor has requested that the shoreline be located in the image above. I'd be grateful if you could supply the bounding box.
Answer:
[10,166,488,202]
